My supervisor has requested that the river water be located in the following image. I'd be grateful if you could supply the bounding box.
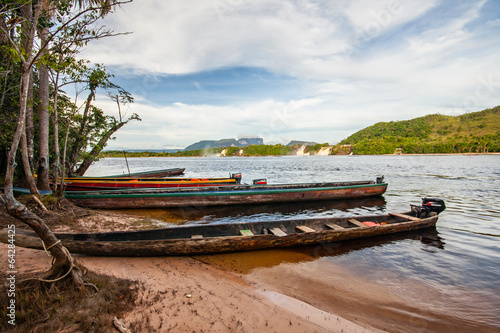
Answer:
[85,155,500,332]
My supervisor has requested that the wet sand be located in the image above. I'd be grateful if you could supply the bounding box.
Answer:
[195,247,500,333]
[1,243,380,332]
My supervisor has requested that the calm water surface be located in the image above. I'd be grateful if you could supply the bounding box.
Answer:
[86,155,500,332]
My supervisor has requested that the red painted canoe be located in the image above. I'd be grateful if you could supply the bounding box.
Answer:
[64,174,243,191]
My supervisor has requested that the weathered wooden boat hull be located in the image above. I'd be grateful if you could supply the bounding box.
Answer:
[0,212,438,256]
[64,181,388,209]
[1,187,53,196]
[66,174,238,183]
[74,168,185,179]
[105,168,185,178]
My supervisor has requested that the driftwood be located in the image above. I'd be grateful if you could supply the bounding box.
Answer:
[32,195,48,211]
[113,317,132,333]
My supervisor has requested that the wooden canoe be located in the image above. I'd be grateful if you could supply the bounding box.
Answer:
[64,179,388,209]
[77,167,185,179]
[106,167,185,178]
[63,175,243,191]
[0,209,441,256]
[1,187,53,196]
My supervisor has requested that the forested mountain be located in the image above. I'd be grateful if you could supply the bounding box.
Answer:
[339,106,500,154]
[184,138,263,151]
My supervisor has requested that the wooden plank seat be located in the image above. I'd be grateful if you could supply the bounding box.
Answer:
[269,228,287,237]
[240,229,254,236]
[325,223,344,230]
[389,212,421,221]
[348,219,368,228]
[296,225,315,233]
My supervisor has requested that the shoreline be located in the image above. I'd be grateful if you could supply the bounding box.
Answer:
[99,152,500,158]
[0,242,379,332]
[0,208,380,332]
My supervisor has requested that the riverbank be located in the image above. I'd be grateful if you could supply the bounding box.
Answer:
[1,244,381,332]
[98,151,500,158]
[0,206,380,332]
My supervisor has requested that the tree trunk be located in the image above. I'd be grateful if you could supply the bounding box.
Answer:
[26,69,35,171]
[21,125,40,196]
[3,4,84,288]
[67,89,95,174]
[52,72,61,193]
[6,62,84,286]
[36,26,51,191]
[75,122,126,176]
[4,198,84,285]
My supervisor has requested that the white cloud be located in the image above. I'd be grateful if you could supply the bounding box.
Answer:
[83,0,344,75]
[78,0,500,148]
[343,0,437,36]
[406,0,487,57]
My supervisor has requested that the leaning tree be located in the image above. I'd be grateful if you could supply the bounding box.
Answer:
[0,0,131,287]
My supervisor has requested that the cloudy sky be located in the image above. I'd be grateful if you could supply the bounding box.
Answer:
[80,0,500,150]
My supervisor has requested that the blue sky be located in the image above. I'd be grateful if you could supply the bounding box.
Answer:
[80,0,500,149]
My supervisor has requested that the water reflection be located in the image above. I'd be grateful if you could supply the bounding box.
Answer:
[194,227,442,274]
[116,196,387,225]
[419,233,446,251]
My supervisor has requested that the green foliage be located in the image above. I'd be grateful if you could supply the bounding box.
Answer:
[241,144,292,156]
[100,145,294,158]
[224,146,241,156]
[0,1,138,177]
[304,143,329,154]
[0,51,21,149]
[340,106,500,154]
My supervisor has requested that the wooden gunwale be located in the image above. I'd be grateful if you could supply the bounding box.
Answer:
[65,179,238,184]
[63,178,240,191]
[66,181,384,198]
[64,176,238,183]
[0,212,438,256]
[64,182,388,209]
[98,167,185,178]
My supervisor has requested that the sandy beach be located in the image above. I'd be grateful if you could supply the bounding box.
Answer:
[0,242,382,332]
[0,206,382,333]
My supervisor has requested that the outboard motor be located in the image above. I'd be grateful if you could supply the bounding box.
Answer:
[231,173,242,184]
[411,197,446,218]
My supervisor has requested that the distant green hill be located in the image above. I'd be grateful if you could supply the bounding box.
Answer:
[339,106,500,154]
[184,137,263,151]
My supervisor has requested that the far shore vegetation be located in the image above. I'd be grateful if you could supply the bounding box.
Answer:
[100,106,500,158]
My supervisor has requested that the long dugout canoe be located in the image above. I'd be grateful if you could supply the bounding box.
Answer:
[99,167,185,178]
[0,206,442,256]
[63,174,242,191]
[64,179,388,209]
[66,168,185,180]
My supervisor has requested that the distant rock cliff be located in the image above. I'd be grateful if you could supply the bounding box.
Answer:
[184,138,263,151]
[286,140,318,146]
